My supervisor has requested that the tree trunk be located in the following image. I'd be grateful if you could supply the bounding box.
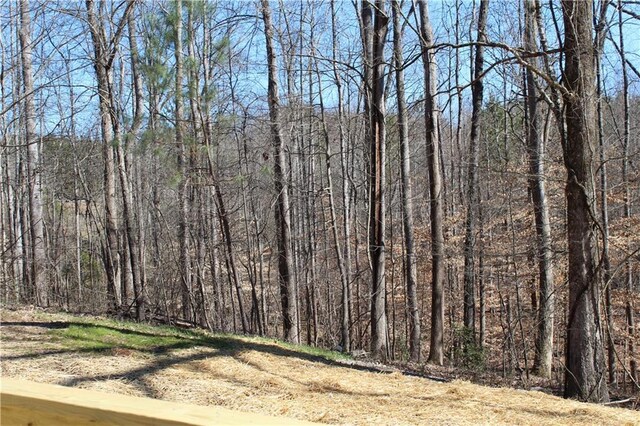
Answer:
[524,0,554,378]
[561,0,609,403]
[616,0,638,385]
[174,0,193,323]
[19,0,46,307]
[260,0,300,344]
[594,5,615,385]
[315,59,350,353]
[213,183,249,334]
[462,0,488,340]
[417,0,446,366]
[115,99,142,320]
[127,9,147,320]
[330,0,353,353]
[364,0,389,361]
[392,0,420,362]
[85,0,133,313]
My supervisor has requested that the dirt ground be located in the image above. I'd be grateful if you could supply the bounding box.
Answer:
[1,308,638,425]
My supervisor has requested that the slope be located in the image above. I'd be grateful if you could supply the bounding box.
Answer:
[0,308,637,425]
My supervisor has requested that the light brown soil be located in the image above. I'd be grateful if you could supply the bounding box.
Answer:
[1,308,638,425]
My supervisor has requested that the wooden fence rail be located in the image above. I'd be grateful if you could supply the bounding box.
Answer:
[1,378,317,425]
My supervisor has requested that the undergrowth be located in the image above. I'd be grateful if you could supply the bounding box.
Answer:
[452,325,486,371]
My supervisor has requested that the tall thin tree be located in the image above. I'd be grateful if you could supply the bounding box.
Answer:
[417,0,446,365]
[392,0,420,362]
[462,0,489,340]
[85,0,134,312]
[174,0,193,323]
[261,0,300,344]
[524,0,554,378]
[331,0,353,353]
[616,0,638,384]
[19,0,46,307]
[367,0,390,361]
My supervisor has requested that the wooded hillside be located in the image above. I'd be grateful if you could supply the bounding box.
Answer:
[1,0,639,404]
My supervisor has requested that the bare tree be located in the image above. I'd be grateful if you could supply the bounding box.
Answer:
[523,0,554,378]
[417,0,446,366]
[593,0,616,387]
[462,0,489,341]
[19,0,46,306]
[364,0,390,361]
[174,0,195,323]
[392,0,420,362]
[331,0,353,353]
[261,0,300,344]
[85,0,134,312]
[616,0,638,384]
[314,43,351,354]
[561,0,609,402]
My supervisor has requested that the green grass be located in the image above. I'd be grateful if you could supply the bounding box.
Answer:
[242,334,351,362]
[45,313,349,363]
[54,324,188,351]
[47,314,229,353]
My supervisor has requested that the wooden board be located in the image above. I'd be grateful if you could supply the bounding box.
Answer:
[1,378,318,425]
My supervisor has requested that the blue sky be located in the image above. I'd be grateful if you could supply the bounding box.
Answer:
[1,0,638,140]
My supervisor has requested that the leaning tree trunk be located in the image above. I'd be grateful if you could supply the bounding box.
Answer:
[561,0,609,403]
[315,59,350,353]
[115,70,142,320]
[19,0,46,307]
[260,0,299,344]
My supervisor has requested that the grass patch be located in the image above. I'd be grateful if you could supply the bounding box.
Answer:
[274,339,351,362]
[46,314,349,363]
[54,324,188,351]
[240,334,351,363]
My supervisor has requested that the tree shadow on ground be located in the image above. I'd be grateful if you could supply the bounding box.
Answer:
[0,320,337,365]
[1,321,620,423]
[2,321,70,329]
[1,320,424,380]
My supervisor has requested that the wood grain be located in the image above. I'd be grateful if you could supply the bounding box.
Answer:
[1,378,317,425]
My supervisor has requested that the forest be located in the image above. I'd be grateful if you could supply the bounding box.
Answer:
[1,0,639,406]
